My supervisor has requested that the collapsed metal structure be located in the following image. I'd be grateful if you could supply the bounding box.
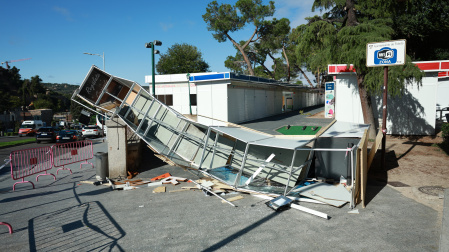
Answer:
[72,66,370,209]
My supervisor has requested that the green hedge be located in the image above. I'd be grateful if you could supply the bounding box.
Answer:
[442,123,449,143]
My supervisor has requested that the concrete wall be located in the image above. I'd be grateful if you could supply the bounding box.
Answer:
[197,81,229,122]
[335,74,365,124]
[437,78,449,121]
[105,116,142,179]
[227,86,283,123]
[156,82,198,115]
[334,73,437,135]
[437,78,449,108]
[151,72,324,124]
[372,76,437,135]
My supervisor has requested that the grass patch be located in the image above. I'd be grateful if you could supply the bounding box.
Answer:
[0,138,35,148]
[276,126,321,135]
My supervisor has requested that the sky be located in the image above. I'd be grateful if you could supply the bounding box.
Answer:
[1,0,318,86]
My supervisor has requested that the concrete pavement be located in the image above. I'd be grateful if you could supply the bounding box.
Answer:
[0,107,444,251]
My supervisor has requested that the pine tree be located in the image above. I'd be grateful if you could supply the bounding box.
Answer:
[295,0,430,138]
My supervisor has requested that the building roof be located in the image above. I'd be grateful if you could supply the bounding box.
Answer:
[151,71,313,91]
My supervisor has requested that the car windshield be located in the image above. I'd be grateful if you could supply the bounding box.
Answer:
[59,131,76,136]
[21,125,35,129]
[84,126,98,130]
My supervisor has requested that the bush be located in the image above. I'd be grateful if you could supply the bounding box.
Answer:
[442,123,449,143]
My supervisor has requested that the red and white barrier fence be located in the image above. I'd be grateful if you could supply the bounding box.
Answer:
[8,140,94,191]
[0,222,13,234]
[9,146,55,191]
[52,140,94,174]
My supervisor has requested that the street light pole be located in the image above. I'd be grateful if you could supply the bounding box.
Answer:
[145,40,162,96]
[152,45,156,95]
[83,52,105,71]
[187,73,192,115]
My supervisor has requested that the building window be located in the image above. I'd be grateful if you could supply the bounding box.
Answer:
[190,94,197,106]
[156,94,173,106]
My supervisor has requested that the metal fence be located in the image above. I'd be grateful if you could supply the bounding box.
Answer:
[10,146,54,191]
[52,140,94,174]
[9,140,94,190]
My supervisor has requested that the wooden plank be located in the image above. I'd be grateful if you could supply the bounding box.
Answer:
[355,148,361,205]
[367,129,383,170]
[222,195,244,203]
[360,129,368,208]
[355,129,367,206]
[169,189,190,193]
[152,186,166,193]
[181,186,198,190]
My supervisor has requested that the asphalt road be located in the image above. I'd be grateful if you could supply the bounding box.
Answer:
[0,140,442,251]
[0,136,54,163]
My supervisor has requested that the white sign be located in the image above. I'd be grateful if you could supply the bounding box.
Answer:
[366,40,406,67]
[324,82,335,118]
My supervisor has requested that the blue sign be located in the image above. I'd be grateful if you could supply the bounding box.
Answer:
[325,82,335,91]
[374,47,397,65]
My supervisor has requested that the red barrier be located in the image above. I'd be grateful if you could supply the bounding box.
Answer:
[52,140,94,174]
[0,222,13,234]
[10,146,55,191]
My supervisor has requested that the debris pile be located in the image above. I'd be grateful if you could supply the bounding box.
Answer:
[79,171,361,220]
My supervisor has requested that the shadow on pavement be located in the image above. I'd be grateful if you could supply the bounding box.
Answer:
[28,201,125,251]
[202,211,280,252]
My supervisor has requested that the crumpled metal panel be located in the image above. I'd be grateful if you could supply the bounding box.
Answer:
[73,66,318,196]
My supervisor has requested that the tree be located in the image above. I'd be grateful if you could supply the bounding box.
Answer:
[203,0,275,76]
[156,43,210,74]
[33,98,54,109]
[295,0,430,137]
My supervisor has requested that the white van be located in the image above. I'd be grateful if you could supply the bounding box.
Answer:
[18,120,44,136]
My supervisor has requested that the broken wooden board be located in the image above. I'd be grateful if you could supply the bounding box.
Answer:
[222,195,244,203]
[360,129,368,208]
[181,186,198,190]
[212,183,234,190]
[169,189,190,193]
[367,129,383,170]
[153,186,166,193]
[80,180,95,184]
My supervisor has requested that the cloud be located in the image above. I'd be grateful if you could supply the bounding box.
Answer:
[159,22,174,31]
[274,0,317,27]
[53,6,74,22]
[47,75,55,79]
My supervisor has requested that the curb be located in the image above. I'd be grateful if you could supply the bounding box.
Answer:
[440,189,449,251]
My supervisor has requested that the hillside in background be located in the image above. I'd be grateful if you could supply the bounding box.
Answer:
[42,83,79,96]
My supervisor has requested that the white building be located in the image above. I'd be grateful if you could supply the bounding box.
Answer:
[145,72,324,124]
[327,60,449,135]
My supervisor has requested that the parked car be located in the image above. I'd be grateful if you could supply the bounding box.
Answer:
[82,125,102,138]
[35,127,59,143]
[56,130,82,143]
[19,120,44,137]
